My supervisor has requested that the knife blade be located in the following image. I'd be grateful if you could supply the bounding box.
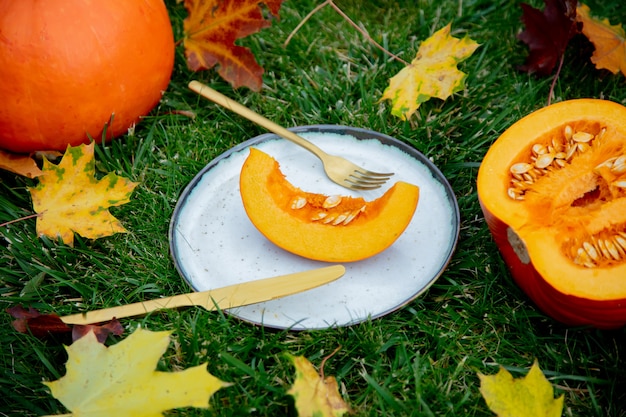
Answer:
[60,265,345,325]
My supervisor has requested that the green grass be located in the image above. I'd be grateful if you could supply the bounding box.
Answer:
[2,0,626,415]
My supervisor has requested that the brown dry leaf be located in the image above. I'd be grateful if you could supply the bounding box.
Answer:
[183,0,284,91]
[287,354,349,417]
[7,305,123,343]
[0,149,42,178]
[29,142,138,246]
[45,328,229,416]
[517,0,578,76]
[576,4,626,76]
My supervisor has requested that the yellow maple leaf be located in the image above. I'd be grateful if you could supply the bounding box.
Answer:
[29,143,138,246]
[478,361,564,417]
[44,328,229,417]
[380,23,480,120]
[286,354,349,417]
[576,4,626,77]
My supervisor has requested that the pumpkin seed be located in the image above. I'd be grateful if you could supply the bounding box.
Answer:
[572,131,594,143]
[611,155,626,174]
[508,188,521,199]
[311,212,328,221]
[564,125,573,140]
[614,235,626,253]
[565,144,577,160]
[534,153,555,169]
[510,162,533,175]
[322,214,338,224]
[596,239,611,260]
[342,211,358,225]
[595,156,617,171]
[532,144,547,155]
[582,241,599,261]
[574,247,595,267]
[613,180,626,189]
[577,142,590,153]
[604,239,620,260]
[290,196,307,210]
[331,213,348,225]
[323,195,342,209]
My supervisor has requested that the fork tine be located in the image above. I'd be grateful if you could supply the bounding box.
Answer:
[343,180,383,191]
[344,176,389,191]
[354,168,394,178]
[348,175,389,185]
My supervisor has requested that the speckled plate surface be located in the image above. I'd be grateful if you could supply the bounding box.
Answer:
[169,125,460,330]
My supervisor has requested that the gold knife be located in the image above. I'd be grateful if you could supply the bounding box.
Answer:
[61,265,345,325]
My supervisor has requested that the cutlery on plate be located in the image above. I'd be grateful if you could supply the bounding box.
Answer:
[188,80,393,191]
[60,265,345,325]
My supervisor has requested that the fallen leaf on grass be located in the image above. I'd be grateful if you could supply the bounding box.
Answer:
[517,0,579,75]
[0,149,42,178]
[287,354,349,417]
[29,142,138,246]
[183,0,284,91]
[380,23,480,121]
[478,361,564,417]
[576,3,626,76]
[7,305,71,339]
[7,305,123,343]
[45,328,229,417]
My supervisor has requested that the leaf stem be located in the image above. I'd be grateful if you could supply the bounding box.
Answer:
[283,0,331,47]
[326,1,409,65]
[0,213,40,229]
[320,345,342,380]
[284,0,408,65]
[548,53,565,106]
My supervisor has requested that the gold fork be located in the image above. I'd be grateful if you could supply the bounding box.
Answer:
[188,80,393,190]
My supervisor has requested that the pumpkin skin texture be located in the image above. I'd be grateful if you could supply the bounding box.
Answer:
[240,148,420,262]
[0,0,175,153]
[477,99,626,329]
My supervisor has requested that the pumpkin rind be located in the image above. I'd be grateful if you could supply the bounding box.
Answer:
[477,99,626,329]
[0,0,175,153]
[240,148,420,262]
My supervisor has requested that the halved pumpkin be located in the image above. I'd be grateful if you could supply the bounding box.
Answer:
[240,148,420,262]
[477,99,626,329]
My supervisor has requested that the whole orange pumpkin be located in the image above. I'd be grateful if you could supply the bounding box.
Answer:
[0,0,175,153]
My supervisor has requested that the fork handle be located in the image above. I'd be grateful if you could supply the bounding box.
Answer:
[189,81,327,159]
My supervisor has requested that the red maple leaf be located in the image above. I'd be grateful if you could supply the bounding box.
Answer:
[183,0,284,91]
[7,305,123,343]
[518,0,580,75]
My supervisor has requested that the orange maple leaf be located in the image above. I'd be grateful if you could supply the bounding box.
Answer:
[576,4,626,77]
[0,149,42,178]
[183,0,284,91]
[29,143,138,246]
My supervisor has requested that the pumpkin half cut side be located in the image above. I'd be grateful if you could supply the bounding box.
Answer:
[239,148,420,262]
[477,99,626,329]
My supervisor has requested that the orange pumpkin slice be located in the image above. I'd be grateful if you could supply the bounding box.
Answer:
[477,98,626,329]
[240,148,420,262]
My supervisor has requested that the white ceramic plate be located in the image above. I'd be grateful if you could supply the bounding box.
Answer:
[169,125,460,330]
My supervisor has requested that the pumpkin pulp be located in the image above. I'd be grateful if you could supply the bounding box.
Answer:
[240,148,420,262]
[477,99,626,329]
